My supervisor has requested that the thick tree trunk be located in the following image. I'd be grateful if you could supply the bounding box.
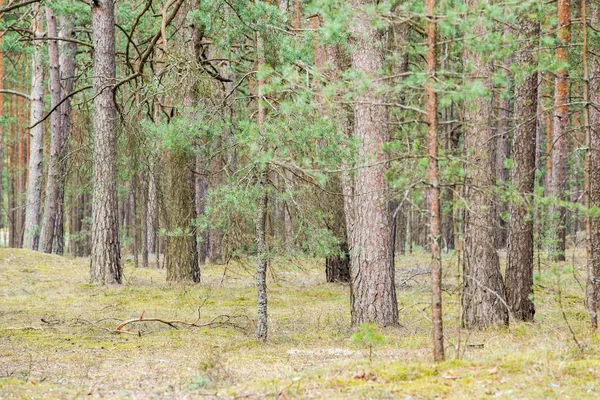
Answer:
[549,0,571,261]
[347,0,398,327]
[90,0,121,284]
[22,5,44,250]
[462,0,509,328]
[505,15,539,322]
[165,150,200,282]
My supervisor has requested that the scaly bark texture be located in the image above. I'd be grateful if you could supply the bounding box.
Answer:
[506,14,539,322]
[22,5,44,250]
[549,0,571,261]
[165,150,200,282]
[90,0,121,284]
[311,15,350,283]
[587,0,600,329]
[462,0,509,328]
[165,0,200,282]
[347,0,398,327]
[39,15,77,254]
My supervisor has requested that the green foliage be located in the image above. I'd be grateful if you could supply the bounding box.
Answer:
[352,323,385,363]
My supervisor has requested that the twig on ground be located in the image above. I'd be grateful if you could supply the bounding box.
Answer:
[0,326,43,331]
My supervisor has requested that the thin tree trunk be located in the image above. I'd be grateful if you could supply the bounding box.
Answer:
[347,0,398,327]
[462,0,509,328]
[255,170,269,342]
[495,35,512,250]
[39,11,75,254]
[148,156,158,257]
[425,0,444,361]
[0,0,3,232]
[505,14,539,322]
[141,172,149,268]
[549,0,571,261]
[255,18,269,342]
[131,178,139,268]
[22,5,44,250]
[90,0,121,284]
[586,0,600,329]
[16,65,27,247]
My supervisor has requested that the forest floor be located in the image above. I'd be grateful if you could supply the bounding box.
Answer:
[1,248,600,399]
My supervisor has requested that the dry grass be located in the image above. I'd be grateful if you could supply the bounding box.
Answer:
[1,247,599,399]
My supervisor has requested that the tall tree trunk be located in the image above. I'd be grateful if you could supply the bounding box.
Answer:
[505,14,539,322]
[8,93,15,247]
[347,0,398,327]
[425,0,444,361]
[461,0,509,328]
[16,67,27,247]
[22,5,44,250]
[90,0,121,284]
[0,0,3,232]
[164,0,201,281]
[586,0,600,329]
[39,15,77,254]
[495,38,512,250]
[255,17,269,341]
[549,0,571,261]
[311,15,350,283]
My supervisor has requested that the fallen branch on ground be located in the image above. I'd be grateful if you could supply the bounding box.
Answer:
[114,313,250,334]
[73,313,251,336]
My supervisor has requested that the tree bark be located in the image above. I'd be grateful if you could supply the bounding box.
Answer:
[425,0,444,361]
[587,0,600,329]
[90,0,121,284]
[461,0,509,328]
[0,0,3,231]
[505,14,539,322]
[347,0,398,327]
[549,0,571,261]
[165,150,200,282]
[255,17,269,341]
[39,15,77,254]
[22,4,44,250]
